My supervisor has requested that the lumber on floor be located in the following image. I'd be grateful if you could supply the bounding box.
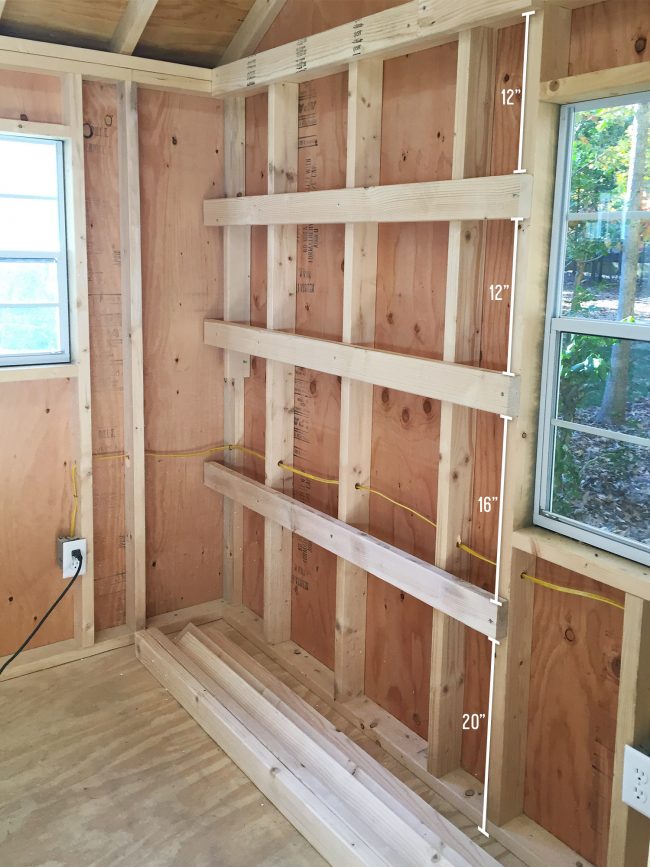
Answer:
[179,623,500,867]
[137,628,382,866]
[211,602,595,867]
[174,631,440,867]
[199,618,526,866]
[136,625,501,867]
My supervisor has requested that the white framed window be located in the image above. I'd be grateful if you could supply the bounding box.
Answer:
[0,134,70,366]
[535,92,650,566]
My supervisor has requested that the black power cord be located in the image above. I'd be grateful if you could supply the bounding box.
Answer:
[0,550,84,677]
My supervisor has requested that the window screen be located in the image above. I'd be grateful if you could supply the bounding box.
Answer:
[0,135,70,366]
[535,94,650,566]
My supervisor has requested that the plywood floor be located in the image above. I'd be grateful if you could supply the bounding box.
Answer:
[0,644,324,867]
[0,621,525,867]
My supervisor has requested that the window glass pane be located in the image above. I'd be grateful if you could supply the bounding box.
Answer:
[556,332,650,438]
[0,138,59,198]
[0,305,61,355]
[0,260,59,304]
[562,101,650,325]
[0,197,61,252]
[550,427,650,547]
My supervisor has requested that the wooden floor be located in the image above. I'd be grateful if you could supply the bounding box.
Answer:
[0,619,525,867]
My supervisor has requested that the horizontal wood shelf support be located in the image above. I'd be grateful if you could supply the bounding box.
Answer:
[204,173,532,226]
[541,61,650,104]
[210,0,536,97]
[205,320,520,417]
[204,462,508,639]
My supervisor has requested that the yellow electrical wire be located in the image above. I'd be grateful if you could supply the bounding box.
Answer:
[145,445,229,459]
[79,439,625,612]
[92,444,270,462]
[69,462,78,538]
[520,572,624,610]
[457,541,496,566]
[455,540,623,611]
[356,484,437,529]
[230,444,266,462]
[278,462,339,485]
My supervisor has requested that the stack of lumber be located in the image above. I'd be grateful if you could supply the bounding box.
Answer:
[136,625,499,867]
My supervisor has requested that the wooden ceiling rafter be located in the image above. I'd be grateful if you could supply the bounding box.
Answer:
[110,0,158,55]
[220,0,286,64]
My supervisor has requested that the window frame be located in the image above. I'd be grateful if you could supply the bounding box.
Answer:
[0,134,71,367]
[534,91,650,567]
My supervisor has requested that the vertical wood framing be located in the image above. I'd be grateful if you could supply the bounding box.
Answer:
[63,73,95,648]
[263,82,298,644]
[428,27,497,777]
[118,81,147,631]
[223,96,251,605]
[488,5,571,824]
[335,58,383,701]
[607,596,650,867]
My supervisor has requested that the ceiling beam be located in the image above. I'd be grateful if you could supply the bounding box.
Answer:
[110,0,158,55]
[220,0,286,65]
[0,33,211,93]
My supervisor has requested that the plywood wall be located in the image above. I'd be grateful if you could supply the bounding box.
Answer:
[1,73,226,656]
[524,6,645,864]
[570,0,649,74]
[241,0,406,657]
[138,89,225,617]
[0,379,76,655]
[0,5,639,864]
[525,563,624,865]
[236,4,632,866]
[0,72,75,656]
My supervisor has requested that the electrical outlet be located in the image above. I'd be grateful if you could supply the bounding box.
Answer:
[622,744,650,818]
[56,537,87,579]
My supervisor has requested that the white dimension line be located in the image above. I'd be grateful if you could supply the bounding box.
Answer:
[478,635,499,837]
[505,217,521,375]
[478,413,509,838]
[514,11,535,174]
[481,8,535,841]
[492,414,511,605]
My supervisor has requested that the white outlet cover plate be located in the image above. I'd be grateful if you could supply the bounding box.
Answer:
[61,538,87,579]
[622,744,650,819]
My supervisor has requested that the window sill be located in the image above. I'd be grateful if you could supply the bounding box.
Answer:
[512,524,650,600]
[0,362,78,384]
